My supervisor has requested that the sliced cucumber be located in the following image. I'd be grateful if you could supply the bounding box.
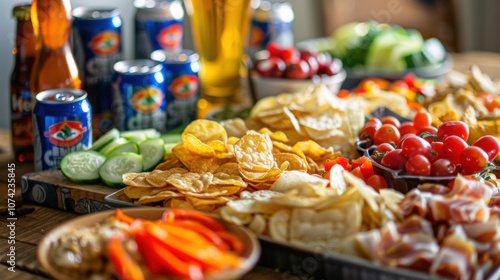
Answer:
[121,128,160,140]
[99,137,128,157]
[139,138,165,171]
[107,141,140,157]
[91,128,119,151]
[161,133,182,143]
[99,153,144,188]
[60,150,107,183]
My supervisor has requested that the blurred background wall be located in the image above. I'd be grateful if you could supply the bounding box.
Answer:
[0,0,497,129]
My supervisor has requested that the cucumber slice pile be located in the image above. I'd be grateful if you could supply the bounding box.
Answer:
[60,128,182,188]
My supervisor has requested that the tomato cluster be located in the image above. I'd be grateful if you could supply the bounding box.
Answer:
[254,42,343,79]
[360,111,500,177]
[323,156,389,192]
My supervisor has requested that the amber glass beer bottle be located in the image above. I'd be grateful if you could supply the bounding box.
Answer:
[10,4,35,162]
[30,0,81,96]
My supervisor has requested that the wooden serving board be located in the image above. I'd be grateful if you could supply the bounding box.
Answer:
[21,170,118,214]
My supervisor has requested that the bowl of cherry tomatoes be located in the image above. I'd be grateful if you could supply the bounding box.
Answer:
[356,108,500,193]
[250,43,346,99]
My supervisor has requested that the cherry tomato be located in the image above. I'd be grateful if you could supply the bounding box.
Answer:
[381,116,401,128]
[437,121,469,142]
[473,135,500,161]
[416,126,438,143]
[266,42,282,58]
[412,110,432,130]
[359,122,381,143]
[460,146,489,175]
[405,155,431,176]
[398,122,417,136]
[431,158,457,176]
[400,134,432,159]
[381,149,407,170]
[299,50,320,77]
[365,174,389,192]
[255,57,286,78]
[403,73,418,89]
[373,124,401,146]
[280,47,300,63]
[285,59,310,79]
[372,143,395,163]
[366,117,382,126]
[318,57,343,76]
[441,135,469,165]
[430,141,444,162]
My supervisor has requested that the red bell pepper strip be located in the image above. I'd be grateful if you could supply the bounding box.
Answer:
[162,208,226,232]
[107,236,145,280]
[135,228,204,279]
[215,231,246,255]
[145,223,243,270]
[114,209,135,225]
[324,157,351,172]
[351,156,374,179]
[166,220,230,252]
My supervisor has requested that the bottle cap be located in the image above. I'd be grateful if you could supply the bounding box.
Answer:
[12,4,31,20]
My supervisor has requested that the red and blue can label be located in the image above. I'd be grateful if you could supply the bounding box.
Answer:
[33,89,92,171]
[72,7,123,138]
[112,59,168,132]
[134,0,184,59]
[151,49,199,132]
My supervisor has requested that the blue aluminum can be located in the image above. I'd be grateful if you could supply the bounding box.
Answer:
[72,7,123,139]
[134,0,184,59]
[248,0,294,55]
[112,59,168,132]
[33,89,92,171]
[151,49,200,132]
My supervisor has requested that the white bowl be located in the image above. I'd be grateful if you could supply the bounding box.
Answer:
[250,69,346,99]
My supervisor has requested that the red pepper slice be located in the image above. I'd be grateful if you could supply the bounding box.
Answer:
[215,231,246,255]
[108,236,145,280]
[145,223,243,271]
[135,228,204,279]
[114,208,135,225]
[162,208,226,232]
[351,156,374,179]
[324,157,351,172]
[166,220,230,252]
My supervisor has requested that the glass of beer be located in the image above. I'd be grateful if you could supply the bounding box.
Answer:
[183,0,251,100]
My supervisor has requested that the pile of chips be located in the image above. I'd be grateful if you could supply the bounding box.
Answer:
[248,85,410,159]
[220,166,404,256]
[121,119,342,212]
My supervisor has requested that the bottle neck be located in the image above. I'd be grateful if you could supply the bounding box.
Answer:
[14,19,36,65]
[32,0,72,50]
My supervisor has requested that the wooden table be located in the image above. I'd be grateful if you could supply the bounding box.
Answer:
[2,51,500,279]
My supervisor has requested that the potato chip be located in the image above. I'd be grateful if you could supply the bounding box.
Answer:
[270,170,330,197]
[272,141,293,153]
[172,143,199,170]
[212,172,247,187]
[186,195,230,207]
[189,157,220,174]
[220,205,253,226]
[239,166,281,182]
[274,153,308,172]
[206,140,229,153]
[135,190,184,205]
[183,133,216,157]
[293,140,335,162]
[214,162,240,176]
[122,172,151,188]
[227,137,240,145]
[169,198,194,209]
[145,168,188,187]
[234,133,276,171]
[154,157,186,171]
[181,186,242,198]
[219,118,248,138]
[269,210,290,242]
[183,119,227,143]
[248,214,267,235]
[258,127,289,143]
[166,172,213,192]
[123,186,173,199]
